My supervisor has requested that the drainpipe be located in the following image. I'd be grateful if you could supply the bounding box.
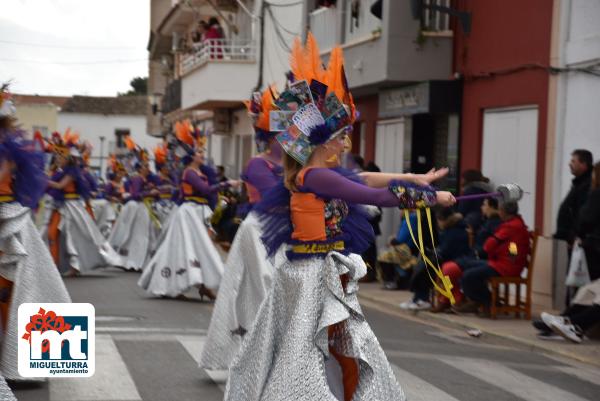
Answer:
[253,1,266,93]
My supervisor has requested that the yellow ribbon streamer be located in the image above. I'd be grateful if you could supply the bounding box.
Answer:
[143,198,162,229]
[404,208,456,305]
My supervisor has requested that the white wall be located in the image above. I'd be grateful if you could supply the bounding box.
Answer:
[553,0,600,232]
[58,112,161,177]
[259,0,304,89]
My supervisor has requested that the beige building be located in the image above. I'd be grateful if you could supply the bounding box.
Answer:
[12,94,69,136]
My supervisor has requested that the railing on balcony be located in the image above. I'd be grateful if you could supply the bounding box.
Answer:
[309,7,340,51]
[180,39,257,76]
[421,0,452,34]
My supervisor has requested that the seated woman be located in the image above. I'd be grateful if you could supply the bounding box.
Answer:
[436,197,502,312]
[378,212,418,290]
[400,207,471,311]
[453,201,530,315]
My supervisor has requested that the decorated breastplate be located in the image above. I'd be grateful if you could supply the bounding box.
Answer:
[324,198,348,238]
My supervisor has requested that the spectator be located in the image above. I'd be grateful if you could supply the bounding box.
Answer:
[533,279,600,343]
[400,207,471,310]
[575,161,600,281]
[378,212,418,290]
[453,201,530,315]
[457,169,493,231]
[216,165,228,183]
[555,149,593,244]
[435,197,502,312]
[191,20,208,44]
[205,17,224,59]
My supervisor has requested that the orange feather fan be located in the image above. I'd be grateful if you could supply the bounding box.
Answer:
[255,85,276,132]
[175,120,194,147]
[324,47,356,121]
[124,135,136,151]
[153,143,167,165]
[289,32,326,84]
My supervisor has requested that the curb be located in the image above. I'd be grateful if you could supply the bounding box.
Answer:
[358,292,600,369]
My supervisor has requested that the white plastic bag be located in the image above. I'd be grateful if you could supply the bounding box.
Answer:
[566,244,591,287]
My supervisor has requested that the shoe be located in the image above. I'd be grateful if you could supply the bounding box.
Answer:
[409,300,432,311]
[198,284,216,302]
[399,300,416,310]
[452,300,481,314]
[430,302,451,313]
[532,318,552,334]
[550,320,583,344]
[540,312,564,329]
[383,281,399,290]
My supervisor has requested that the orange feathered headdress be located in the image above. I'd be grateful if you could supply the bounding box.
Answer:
[289,32,356,122]
[175,119,195,147]
[245,85,277,132]
[153,143,167,167]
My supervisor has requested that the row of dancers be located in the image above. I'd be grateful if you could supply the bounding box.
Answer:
[0,33,456,400]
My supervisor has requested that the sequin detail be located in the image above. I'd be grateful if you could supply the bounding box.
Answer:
[324,198,348,238]
[389,180,437,209]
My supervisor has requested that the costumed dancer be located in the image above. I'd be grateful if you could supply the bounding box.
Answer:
[151,142,177,230]
[41,131,120,276]
[138,121,225,299]
[201,87,284,370]
[108,137,160,271]
[0,87,70,383]
[94,154,126,238]
[224,35,456,401]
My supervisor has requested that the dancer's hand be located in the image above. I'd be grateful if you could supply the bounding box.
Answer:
[413,168,449,186]
[436,191,456,207]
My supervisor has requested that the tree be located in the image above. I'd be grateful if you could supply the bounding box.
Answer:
[118,77,148,96]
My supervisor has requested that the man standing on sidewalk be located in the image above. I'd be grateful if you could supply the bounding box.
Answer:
[555,149,593,245]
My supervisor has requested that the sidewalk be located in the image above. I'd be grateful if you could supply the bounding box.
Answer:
[358,282,600,368]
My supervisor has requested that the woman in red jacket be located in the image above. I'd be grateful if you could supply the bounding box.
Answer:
[454,201,530,314]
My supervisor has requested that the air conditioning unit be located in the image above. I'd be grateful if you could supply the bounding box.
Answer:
[213,109,231,135]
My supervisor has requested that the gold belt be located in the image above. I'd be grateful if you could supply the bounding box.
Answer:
[291,241,345,254]
[184,196,208,204]
[159,194,172,199]
[0,195,15,203]
[64,193,80,200]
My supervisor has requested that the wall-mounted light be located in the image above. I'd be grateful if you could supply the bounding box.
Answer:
[148,93,164,115]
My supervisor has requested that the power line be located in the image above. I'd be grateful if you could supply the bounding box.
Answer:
[0,57,147,65]
[0,39,142,50]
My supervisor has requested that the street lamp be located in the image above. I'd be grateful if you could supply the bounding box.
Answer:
[148,93,164,115]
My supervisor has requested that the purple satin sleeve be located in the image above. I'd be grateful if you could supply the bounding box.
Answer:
[104,182,115,198]
[242,158,281,197]
[302,168,437,208]
[183,169,217,196]
[128,176,144,200]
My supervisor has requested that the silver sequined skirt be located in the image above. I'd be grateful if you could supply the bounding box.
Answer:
[224,251,406,401]
[0,203,71,380]
[200,212,274,370]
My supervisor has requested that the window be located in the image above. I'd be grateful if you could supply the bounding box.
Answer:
[420,0,452,34]
[32,125,48,136]
[114,129,130,149]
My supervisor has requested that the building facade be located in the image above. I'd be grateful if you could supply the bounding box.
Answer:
[58,96,158,176]
[148,0,303,178]
[12,95,69,136]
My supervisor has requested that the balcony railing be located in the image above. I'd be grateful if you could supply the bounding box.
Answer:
[180,39,257,76]
[309,7,339,51]
[162,79,182,114]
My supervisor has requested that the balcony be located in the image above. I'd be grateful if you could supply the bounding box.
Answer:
[309,0,453,92]
[180,38,258,110]
[180,39,256,75]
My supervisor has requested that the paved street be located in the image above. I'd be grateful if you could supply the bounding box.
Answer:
[11,268,600,401]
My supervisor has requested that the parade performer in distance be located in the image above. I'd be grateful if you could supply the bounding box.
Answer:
[94,154,126,238]
[0,86,70,382]
[201,86,284,370]
[151,142,177,229]
[224,34,456,401]
[139,121,225,300]
[42,130,120,276]
[108,137,160,271]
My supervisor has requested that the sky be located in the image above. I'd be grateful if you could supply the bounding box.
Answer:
[0,0,150,97]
